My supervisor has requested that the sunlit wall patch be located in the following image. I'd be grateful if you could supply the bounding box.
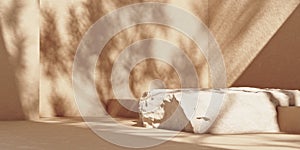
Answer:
[72,2,226,148]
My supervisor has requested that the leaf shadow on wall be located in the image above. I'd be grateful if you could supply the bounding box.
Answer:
[40,7,73,117]
[40,0,213,117]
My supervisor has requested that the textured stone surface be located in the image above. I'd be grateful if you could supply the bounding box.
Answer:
[139,87,300,134]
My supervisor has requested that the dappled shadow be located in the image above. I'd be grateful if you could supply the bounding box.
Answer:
[41,1,153,116]
[6,0,39,119]
[94,1,212,104]
[40,7,71,116]
[40,8,69,79]
[40,0,215,117]
[0,0,39,120]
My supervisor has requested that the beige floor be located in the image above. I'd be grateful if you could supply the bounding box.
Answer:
[0,117,299,150]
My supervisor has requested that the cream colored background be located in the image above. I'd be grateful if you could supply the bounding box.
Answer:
[41,0,299,117]
[0,0,39,120]
[0,0,299,119]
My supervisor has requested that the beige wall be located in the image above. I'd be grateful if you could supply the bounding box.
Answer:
[40,0,299,117]
[0,0,39,120]
[40,0,210,117]
[0,0,299,119]
[0,21,25,120]
[233,5,300,90]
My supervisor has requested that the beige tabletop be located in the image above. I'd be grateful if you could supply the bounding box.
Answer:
[0,117,299,150]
